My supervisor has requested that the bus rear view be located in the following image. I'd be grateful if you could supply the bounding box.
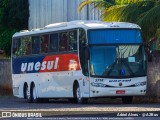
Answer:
[86,25,146,104]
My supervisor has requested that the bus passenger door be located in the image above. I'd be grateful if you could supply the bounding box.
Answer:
[82,49,90,97]
[81,60,90,98]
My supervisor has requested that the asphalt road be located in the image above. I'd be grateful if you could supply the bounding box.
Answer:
[0,96,160,120]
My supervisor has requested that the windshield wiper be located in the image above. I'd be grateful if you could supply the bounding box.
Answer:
[103,58,135,77]
[106,58,118,76]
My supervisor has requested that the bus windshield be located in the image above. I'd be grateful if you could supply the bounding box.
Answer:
[89,45,146,78]
[88,29,146,78]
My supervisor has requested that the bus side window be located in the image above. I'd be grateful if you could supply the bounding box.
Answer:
[13,38,21,57]
[41,34,49,53]
[32,36,40,54]
[16,38,25,57]
[49,33,58,52]
[59,32,68,51]
[68,30,77,51]
[23,36,32,56]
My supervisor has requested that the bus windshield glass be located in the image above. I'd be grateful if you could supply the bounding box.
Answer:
[88,29,146,78]
[89,45,146,78]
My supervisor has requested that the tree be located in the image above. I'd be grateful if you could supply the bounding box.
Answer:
[79,0,143,21]
[79,0,160,47]
[0,0,29,56]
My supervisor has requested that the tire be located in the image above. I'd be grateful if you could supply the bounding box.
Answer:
[68,98,77,103]
[25,84,32,103]
[122,96,133,104]
[30,84,39,103]
[24,84,28,99]
[75,84,88,104]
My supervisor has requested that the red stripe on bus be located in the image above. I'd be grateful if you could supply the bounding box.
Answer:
[39,53,80,72]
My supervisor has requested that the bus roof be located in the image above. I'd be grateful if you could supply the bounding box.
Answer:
[13,20,141,37]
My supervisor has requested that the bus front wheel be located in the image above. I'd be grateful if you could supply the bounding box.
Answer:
[75,84,88,104]
[122,96,133,104]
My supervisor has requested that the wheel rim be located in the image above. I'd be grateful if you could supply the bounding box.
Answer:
[76,86,81,101]
[26,86,30,100]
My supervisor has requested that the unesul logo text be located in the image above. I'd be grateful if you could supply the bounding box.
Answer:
[21,58,59,72]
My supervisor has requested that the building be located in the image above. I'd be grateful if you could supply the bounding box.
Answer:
[28,0,101,30]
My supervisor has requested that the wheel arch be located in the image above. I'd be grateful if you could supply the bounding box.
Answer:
[30,81,35,88]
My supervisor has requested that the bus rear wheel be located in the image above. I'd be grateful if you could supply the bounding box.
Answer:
[122,96,133,104]
[30,83,39,103]
[24,84,28,99]
[75,84,88,104]
[25,84,32,103]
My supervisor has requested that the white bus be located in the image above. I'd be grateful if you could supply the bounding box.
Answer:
[12,21,147,104]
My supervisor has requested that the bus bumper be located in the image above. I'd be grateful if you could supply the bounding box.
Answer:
[90,86,146,97]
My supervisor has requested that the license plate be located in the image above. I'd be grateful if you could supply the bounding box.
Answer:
[116,90,125,94]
